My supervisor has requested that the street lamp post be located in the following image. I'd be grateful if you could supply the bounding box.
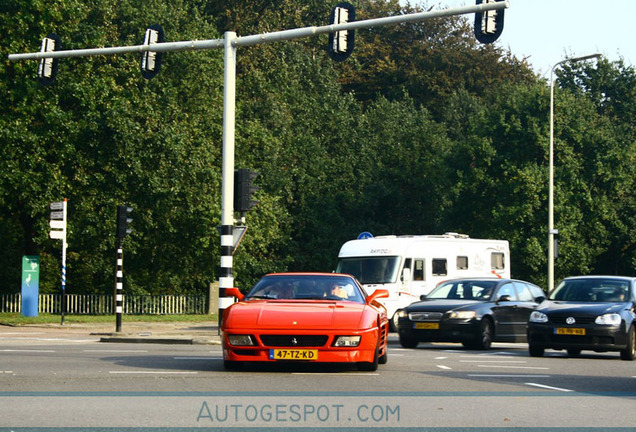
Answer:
[548,52,601,292]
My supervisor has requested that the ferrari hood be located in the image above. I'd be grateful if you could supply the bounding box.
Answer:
[225,300,370,330]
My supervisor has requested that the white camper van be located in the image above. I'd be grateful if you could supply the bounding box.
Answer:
[335,233,510,328]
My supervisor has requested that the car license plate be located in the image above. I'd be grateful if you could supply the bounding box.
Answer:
[414,322,439,330]
[269,349,318,360]
[555,327,586,335]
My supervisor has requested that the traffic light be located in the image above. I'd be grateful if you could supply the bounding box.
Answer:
[140,24,164,79]
[474,0,505,44]
[328,2,356,62]
[37,33,61,85]
[234,169,259,213]
[116,205,133,239]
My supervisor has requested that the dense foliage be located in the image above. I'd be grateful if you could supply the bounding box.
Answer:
[1,0,634,296]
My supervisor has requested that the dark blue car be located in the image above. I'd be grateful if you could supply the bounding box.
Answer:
[527,276,636,360]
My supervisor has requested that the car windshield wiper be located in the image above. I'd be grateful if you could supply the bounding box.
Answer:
[247,295,277,300]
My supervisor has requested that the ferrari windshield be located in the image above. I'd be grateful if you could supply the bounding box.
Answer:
[246,274,365,303]
[427,280,498,300]
[336,257,400,284]
[550,278,630,302]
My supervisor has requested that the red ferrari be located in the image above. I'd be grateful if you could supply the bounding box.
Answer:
[222,272,389,370]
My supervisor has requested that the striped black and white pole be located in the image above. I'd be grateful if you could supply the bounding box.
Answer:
[218,224,234,329]
[115,246,124,332]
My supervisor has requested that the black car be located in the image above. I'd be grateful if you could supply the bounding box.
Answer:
[396,278,545,349]
[527,276,636,360]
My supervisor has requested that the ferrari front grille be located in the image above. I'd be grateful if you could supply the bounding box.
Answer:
[260,335,328,347]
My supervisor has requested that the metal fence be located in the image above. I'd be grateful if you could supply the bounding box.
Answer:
[0,293,207,315]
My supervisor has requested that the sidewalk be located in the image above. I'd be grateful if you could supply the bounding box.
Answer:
[0,321,222,345]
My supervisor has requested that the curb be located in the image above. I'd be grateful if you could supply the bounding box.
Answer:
[98,334,221,345]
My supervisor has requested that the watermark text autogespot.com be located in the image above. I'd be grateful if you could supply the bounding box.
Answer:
[197,401,400,426]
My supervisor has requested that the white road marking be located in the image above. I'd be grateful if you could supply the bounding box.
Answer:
[436,365,452,370]
[525,382,573,392]
[0,337,97,343]
[0,349,55,353]
[108,371,198,375]
[461,354,521,358]
[1,371,14,374]
[468,374,550,378]
[460,360,527,363]
[173,356,221,360]
[84,349,148,353]
[435,356,448,360]
[292,373,379,376]
[477,365,549,370]
[0,332,45,335]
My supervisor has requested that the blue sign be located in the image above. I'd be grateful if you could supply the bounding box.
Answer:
[357,231,374,240]
[21,255,40,317]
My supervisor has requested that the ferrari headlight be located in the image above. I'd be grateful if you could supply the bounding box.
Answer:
[228,334,255,346]
[447,311,476,320]
[529,311,548,323]
[333,336,361,347]
[595,313,621,326]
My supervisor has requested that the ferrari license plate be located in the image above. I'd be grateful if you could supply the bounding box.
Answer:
[414,322,439,330]
[269,349,318,360]
[555,327,586,335]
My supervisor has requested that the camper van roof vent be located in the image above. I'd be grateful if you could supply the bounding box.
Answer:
[443,232,470,239]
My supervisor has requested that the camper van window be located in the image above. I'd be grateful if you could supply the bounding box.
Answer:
[414,259,425,281]
[456,256,468,270]
[491,252,505,270]
[336,256,400,284]
[432,259,447,276]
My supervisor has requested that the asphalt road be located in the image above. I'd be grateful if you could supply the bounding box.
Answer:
[1,327,635,430]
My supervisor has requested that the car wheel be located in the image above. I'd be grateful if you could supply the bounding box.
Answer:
[567,348,581,357]
[471,318,493,350]
[398,333,419,349]
[529,344,544,357]
[378,343,388,364]
[358,343,379,371]
[620,325,635,361]
[390,311,402,332]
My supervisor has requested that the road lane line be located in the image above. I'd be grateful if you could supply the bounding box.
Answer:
[460,360,527,363]
[0,349,55,353]
[173,357,221,360]
[468,374,550,378]
[477,365,549,370]
[525,382,573,392]
[108,371,198,375]
[291,373,379,376]
[84,349,148,353]
[435,356,448,360]
[436,365,452,370]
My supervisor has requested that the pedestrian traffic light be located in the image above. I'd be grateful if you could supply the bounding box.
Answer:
[140,24,164,79]
[328,2,356,62]
[116,205,133,239]
[474,0,505,44]
[234,169,259,214]
[37,33,61,86]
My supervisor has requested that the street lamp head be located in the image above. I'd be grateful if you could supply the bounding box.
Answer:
[553,52,602,72]
[568,52,602,62]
